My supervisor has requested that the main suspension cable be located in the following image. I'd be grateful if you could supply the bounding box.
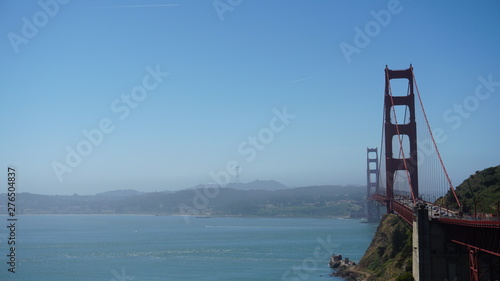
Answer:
[413,74,462,209]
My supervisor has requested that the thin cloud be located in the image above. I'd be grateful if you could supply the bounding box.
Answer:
[89,4,179,9]
[289,76,314,84]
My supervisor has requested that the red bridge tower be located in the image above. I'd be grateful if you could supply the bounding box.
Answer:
[384,65,419,213]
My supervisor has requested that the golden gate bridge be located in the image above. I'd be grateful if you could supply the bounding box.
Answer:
[366,65,499,281]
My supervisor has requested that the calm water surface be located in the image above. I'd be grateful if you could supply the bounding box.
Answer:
[0,215,377,281]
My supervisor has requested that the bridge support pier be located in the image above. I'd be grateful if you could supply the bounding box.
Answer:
[413,204,432,281]
[412,204,471,280]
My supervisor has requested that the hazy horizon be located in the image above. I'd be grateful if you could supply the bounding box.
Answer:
[2,1,499,196]
[4,179,368,196]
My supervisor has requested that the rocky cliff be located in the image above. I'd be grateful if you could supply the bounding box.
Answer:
[333,214,413,281]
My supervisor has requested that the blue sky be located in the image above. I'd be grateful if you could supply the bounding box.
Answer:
[1,0,499,195]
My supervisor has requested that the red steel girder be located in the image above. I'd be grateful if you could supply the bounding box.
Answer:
[469,247,480,281]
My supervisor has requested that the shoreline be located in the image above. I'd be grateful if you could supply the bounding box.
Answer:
[332,265,369,281]
[0,213,362,219]
[329,254,369,281]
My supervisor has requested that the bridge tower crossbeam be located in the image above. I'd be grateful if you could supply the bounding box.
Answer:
[384,65,419,213]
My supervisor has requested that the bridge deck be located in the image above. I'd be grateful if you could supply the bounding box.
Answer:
[370,195,500,258]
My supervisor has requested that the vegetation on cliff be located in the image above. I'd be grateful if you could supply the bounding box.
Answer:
[357,214,413,280]
[334,214,413,281]
[442,165,500,214]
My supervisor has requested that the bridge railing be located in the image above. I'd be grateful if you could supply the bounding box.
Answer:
[370,193,500,225]
[438,217,500,228]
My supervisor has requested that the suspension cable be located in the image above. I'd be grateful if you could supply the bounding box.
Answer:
[377,93,386,195]
[413,74,462,209]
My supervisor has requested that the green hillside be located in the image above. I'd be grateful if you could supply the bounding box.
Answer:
[333,214,413,281]
[443,165,500,214]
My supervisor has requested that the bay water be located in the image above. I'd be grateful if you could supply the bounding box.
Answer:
[0,215,377,281]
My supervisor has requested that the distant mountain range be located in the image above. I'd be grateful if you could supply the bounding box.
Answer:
[92,180,287,198]
[96,189,144,197]
[190,180,288,192]
[0,181,366,217]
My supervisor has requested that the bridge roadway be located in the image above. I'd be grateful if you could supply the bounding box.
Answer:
[369,193,500,258]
